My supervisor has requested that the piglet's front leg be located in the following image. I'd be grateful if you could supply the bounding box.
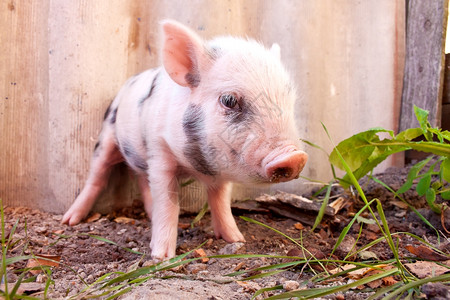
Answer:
[148,164,180,260]
[207,182,245,243]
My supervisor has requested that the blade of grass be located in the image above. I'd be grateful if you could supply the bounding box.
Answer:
[382,273,450,300]
[322,123,408,276]
[367,281,405,300]
[369,175,440,239]
[376,200,407,280]
[330,199,377,257]
[191,202,208,228]
[265,267,399,299]
[1,199,9,299]
[83,234,143,255]
[225,260,307,277]
[240,216,328,274]
[311,183,332,231]
[251,285,283,300]
[9,272,25,298]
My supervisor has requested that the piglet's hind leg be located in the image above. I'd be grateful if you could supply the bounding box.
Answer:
[62,126,123,225]
[207,182,245,243]
[137,174,152,219]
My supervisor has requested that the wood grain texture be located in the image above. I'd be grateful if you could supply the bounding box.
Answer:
[0,0,405,213]
[0,1,51,209]
[400,0,448,131]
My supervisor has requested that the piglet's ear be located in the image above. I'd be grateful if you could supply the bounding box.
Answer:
[161,20,205,88]
[270,43,281,60]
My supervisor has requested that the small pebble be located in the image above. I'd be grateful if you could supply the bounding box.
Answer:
[283,280,299,291]
[219,242,244,255]
[186,263,208,274]
[34,226,47,234]
[336,293,345,300]
[117,228,127,235]
[36,274,47,283]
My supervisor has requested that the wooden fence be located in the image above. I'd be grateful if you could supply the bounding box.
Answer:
[1,0,439,214]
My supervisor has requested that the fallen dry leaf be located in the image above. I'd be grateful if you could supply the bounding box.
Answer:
[0,282,44,295]
[366,278,383,289]
[178,222,191,229]
[193,248,209,263]
[27,254,61,275]
[85,212,101,223]
[363,231,379,241]
[357,250,379,260]
[329,263,357,275]
[346,264,392,280]
[294,223,305,230]
[347,267,370,279]
[382,276,398,286]
[405,260,450,279]
[390,200,409,210]
[234,261,245,271]
[113,216,135,225]
[405,244,449,261]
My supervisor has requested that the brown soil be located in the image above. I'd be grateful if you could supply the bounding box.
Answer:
[2,164,450,299]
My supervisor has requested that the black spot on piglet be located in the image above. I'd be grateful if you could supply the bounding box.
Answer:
[110,107,118,124]
[182,104,217,176]
[121,141,148,172]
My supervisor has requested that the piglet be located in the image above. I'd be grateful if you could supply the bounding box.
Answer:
[62,20,308,259]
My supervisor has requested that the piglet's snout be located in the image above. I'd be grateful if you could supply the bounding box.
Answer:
[265,150,308,183]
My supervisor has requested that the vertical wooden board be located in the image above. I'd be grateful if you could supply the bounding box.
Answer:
[0,1,50,208]
[400,0,448,131]
[46,1,145,213]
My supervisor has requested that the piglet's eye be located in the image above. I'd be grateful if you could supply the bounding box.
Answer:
[220,94,238,109]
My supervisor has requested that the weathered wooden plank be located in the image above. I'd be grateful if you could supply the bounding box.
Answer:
[0,1,51,209]
[400,0,448,131]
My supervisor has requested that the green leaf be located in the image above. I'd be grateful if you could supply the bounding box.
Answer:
[329,128,394,172]
[397,156,434,194]
[441,158,450,183]
[395,127,423,141]
[414,105,432,141]
[356,216,376,224]
[426,187,436,204]
[441,190,450,200]
[417,174,431,196]
[406,141,450,157]
[440,130,450,143]
[426,188,441,214]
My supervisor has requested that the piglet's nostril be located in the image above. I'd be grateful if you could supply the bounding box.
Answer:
[270,167,293,182]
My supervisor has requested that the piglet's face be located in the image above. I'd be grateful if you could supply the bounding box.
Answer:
[162,21,307,184]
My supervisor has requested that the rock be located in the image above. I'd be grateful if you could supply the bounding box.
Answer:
[334,235,356,259]
[421,282,449,299]
[283,280,299,291]
[186,263,208,274]
[219,242,244,255]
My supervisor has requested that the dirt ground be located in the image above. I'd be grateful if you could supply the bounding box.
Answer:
[2,162,450,299]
